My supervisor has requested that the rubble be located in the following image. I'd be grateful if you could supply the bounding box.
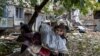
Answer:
[66,32,100,56]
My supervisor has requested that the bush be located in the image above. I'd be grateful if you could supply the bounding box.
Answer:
[0,41,20,56]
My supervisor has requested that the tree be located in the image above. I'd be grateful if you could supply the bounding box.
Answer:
[0,0,98,28]
[0,0,6,17]
[18,0,49,28]
[28,0,49,27]
[94,1,100,10]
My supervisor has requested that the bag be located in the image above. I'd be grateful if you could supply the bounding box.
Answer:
[39,47,50,56]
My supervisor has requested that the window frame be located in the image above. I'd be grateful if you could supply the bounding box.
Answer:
[16,7,24,18]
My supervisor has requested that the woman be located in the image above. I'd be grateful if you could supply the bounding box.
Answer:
[39,23,68,56]
[27,32,50,56]
[19,32,51,56]
[20,23,33,54]
[53,24,68,56]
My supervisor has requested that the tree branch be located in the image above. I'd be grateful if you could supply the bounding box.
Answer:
[28,0,49,28]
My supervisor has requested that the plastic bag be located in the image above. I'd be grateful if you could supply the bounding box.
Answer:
[39,47,50,56]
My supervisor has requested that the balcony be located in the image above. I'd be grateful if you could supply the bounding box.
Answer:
[14,18,24,26]
[0,17,14,28]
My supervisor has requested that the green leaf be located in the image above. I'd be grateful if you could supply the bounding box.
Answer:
[30,0,37,6]
[0,0,6,17]
[19,0,24,7]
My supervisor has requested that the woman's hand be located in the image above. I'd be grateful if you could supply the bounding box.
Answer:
[51,50,59,55]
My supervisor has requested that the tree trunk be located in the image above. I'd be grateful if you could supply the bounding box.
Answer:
[0,29,6,36]
[28,0,49,28]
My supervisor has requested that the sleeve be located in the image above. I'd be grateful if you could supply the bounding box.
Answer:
[39,23,51,44]
[39,23,57,51]
[39,23,52,33]
[58,37,69,54]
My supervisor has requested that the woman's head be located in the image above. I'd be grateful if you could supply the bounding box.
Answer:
[54,24,65,36]
[32,32,41,45]
[20,24,32,33]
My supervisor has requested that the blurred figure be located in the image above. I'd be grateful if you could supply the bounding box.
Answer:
[39,23,68,56]
[19,23,33,54]
[27,32,50,56]
[53,24,68,56]
[20,32,50,56]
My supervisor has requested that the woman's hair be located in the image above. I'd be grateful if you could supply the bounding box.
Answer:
[32,32,42,45]
[53,24,66,32]
[54,24,66,39]
[21,24,32,33]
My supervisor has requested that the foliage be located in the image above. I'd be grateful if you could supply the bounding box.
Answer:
[0,0,6,16]
[0,0,98,16]
[94,3,100,10]
[30,0,37,6]
[42,0,98,15]
[60,0,96,15]
[42,0,65,15]
[18,0,24,7]
[0,41,20,56]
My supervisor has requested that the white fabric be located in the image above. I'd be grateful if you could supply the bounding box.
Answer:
[40,23,68,54]
[27,45,42,54]
[78,26,85,30]
[34,14,45,31]
[71,9,82,25]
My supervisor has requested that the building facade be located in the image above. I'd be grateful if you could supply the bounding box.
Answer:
[0,0,33,28]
